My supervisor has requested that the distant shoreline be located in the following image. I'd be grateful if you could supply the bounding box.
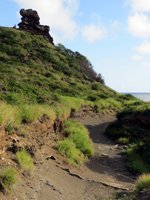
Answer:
[123,93,150,102]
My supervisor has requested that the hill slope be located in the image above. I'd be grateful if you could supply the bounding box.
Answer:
[0,26,150,200]
[0,27,117,105]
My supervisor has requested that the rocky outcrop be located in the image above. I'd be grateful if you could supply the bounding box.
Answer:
[18,9,54,44]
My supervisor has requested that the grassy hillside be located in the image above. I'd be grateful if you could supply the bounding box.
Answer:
[0,26,150,197]
[0,26,134,123]
[0,26,147,127]
[0,27,117,104]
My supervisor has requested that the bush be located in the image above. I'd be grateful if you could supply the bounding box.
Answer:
[0,167,16,192]
[16,150,34,171]
[136,174,150,191]
[117,137,129,145]
[57,139,84,165]
[126,147,149,174]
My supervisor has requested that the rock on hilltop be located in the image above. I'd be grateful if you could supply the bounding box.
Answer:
[18,9,54,44]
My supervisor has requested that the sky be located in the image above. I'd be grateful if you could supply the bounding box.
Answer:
[0,0,150,93]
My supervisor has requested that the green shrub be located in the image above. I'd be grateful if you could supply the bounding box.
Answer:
[136,174,150,191]
[0,167,16,192]
[16,150,34,171]
[126,147,149,174]
[117,137,129,145]
[57,139,84,165]
[91,82,100,90]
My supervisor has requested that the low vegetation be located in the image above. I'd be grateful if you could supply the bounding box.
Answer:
[106,107,150,174]
[57,120,94,165]
[57,140,84,165]
[136,174,150,191]
[16,150,34,171]
[0,167,16,192]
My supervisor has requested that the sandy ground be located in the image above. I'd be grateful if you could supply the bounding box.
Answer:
[0,114,135,200]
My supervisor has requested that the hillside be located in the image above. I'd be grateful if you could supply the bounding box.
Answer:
[0,27,110,104]
[0,24,149,199]
[0,26,133,112]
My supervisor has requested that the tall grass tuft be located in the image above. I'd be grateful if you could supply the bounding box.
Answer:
[136,174,150,191]
[57,120,94,165]
[64,120,94,156]
[16,150,34,171]
[57,139,84,165]
[0,167,16,192]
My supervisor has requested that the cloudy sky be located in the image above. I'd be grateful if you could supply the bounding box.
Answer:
[0,0,150,92]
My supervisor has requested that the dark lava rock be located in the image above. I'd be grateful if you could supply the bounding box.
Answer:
[18,9,54,44]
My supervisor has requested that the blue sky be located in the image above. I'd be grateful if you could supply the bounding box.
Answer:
[1,0,150,92]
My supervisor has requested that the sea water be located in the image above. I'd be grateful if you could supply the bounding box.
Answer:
[131,93,150,102]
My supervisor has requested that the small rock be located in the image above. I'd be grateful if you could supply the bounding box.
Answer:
[46,155,56,160]
[101,153,108,157]
[114,144,119,148]
[1,157,5,161]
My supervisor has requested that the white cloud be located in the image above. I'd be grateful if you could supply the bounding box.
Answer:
[131,54,143,61]
[142,61,150,67]
[135,42,150,54]
[131,0,150,13]
[13,0,79,42]
[128,14,150,38]
[82,24,107,43]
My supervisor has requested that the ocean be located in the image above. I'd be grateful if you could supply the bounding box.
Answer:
[130,93,150,102]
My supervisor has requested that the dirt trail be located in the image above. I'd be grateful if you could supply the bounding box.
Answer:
[74,114,135,190]
[1,114,135,200]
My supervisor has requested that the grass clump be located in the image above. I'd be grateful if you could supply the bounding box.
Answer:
[19,104,56,124]
[57,139,84,165]
[64,120,94,156]
[57,120,94,165]
[16,150,34,171]
[5,121,14,135]
[0,167,16,192]
[136,174,150,191]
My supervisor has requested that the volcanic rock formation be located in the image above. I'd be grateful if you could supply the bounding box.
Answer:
[18,9,54,44]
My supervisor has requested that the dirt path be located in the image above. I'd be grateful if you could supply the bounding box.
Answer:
[1,114,135,200]
[74,114,135,190]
